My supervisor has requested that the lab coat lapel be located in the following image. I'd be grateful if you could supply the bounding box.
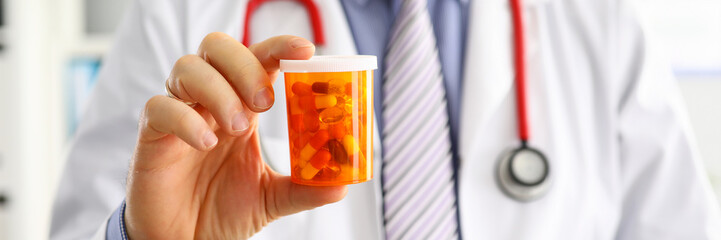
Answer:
[459,0,514,161]
[458,0,550,238]
[314,0,357,55]
[459,0,549,170]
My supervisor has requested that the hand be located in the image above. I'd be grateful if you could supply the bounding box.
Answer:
[125,33,347,239]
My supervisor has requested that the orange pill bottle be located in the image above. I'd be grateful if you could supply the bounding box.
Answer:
[280,56,377,186]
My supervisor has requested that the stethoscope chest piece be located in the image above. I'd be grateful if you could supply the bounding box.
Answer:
[496,145,552,202]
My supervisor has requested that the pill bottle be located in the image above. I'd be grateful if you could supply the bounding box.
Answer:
[280,56,377,186]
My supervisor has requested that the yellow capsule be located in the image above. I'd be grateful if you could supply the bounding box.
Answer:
[342,135,361,155]
[315,95,337,109]
[301,149,331,179]
[300,95,337,111]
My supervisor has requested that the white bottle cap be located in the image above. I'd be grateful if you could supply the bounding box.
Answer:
[280,55,378,73]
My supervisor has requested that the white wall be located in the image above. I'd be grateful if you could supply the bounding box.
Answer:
[634,0,721,206]
[0,0,62,239]
[678,78,721,207]
[0,0,120,239]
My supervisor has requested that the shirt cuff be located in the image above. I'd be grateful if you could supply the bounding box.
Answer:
[106,200,130,240]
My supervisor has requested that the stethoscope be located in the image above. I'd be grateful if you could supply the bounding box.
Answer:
[243,0,551,202]
[495,0,552,202]
[242,0,325,47]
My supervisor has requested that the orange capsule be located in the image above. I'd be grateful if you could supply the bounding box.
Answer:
[289,114,304,133]
[309,149,331,169]
[293,132,312,153]
[292,82,313,96]
[329,123,346,139]
[299,130,329,166]
[300,95,337,111]
[302,149,331,179]
[344,82,353,96]
[303,111,320,132]
[308,130,329,149]
[289,95,303,115]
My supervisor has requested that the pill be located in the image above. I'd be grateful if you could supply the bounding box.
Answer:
[301,149,331,179]
[308,130,329,149]
[316,95,338,109]
[336,152,364,180]
[312,79,346,95]
[309,149,332,169]
[289,95,303,115]
[292,82,313,96]
[314,160,341,180]
[326,159,341,173]
[335,96,345,107]
[303,110,320,132]
[344,82,353,96]
[300,165,319,180]
[342,135,361,155]
[289,114,304,133]
[300,95,337,111]
[319,107,345,124]
[299,130,329,165]
[327,140,348,164]
[311,82,329,94]
[329,123,346,139]
[293,132,312,150]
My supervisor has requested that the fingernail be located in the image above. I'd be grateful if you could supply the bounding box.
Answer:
[232,111,250,132]
[203,131,218,149]
[290,38,313,49]
[253,87,274,109]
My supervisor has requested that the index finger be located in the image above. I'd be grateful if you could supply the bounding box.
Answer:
[197,33,315,113]
[249,35,316,74]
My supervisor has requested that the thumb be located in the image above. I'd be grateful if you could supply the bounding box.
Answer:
[266,175,348,218]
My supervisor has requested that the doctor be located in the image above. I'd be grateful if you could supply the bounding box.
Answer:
[51,0,721,239]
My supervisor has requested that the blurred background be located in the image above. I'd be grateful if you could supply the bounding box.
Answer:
[0,0,718,239]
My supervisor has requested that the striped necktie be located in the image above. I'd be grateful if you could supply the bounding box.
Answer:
[381,0,460,238]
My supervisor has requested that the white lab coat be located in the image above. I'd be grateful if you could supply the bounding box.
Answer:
[50,0,721,239]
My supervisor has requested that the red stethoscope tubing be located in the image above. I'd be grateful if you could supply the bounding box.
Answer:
[510,0,530,143]
[242,0,326,47]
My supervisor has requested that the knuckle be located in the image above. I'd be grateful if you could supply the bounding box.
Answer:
[174,107,197,133]
[145,95,164,112]
[142,96,166,126]
[144,96,165,115]
[203,32,231,45]
[174,54,200,71]
[234,62,265,86]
